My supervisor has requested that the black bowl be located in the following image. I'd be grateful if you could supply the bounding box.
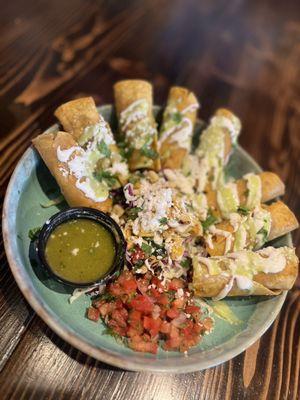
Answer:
[37,207,126,287]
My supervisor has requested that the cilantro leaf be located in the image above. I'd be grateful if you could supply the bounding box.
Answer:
[97,140,111,157]
[99,292,116,302]
[180,258,191,269]
[28,227,41,241]
[126,207,142,220]
[257,227,269,242]
[237,205,250,215]
[141,242,152,255]
[159,217,168,225]
[201,213,217,231]
[140,145,158,160]
[172,111,182,124]
[118,141,134,160]
[93,171,117,188]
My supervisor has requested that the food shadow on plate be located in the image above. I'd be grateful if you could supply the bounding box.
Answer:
[35,154,67,212]
[222,295,283,307]
[28,240,73,295]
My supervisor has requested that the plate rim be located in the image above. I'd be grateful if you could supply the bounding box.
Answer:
[2,109,290,373]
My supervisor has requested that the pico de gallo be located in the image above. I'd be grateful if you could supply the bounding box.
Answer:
[87,270,213,354]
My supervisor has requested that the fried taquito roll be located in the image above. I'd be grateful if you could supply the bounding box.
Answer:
[55,97,101,141]
[195,108,241,189]
[54,96,128,186]
[114,80,160,172]
[205,201,299,256]
[32,131,113,212]
[205,171,285,219]
[159,87,199,169]
[193,246,299,299]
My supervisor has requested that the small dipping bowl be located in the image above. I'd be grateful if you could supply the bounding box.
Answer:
[37,207,126,287]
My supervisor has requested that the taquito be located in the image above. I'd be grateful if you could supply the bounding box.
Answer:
[33,97,129,212]
[55,97,100,141]
[205,201,299,256]
[193,246,299,299]
[32,131,113,212]
[206,171,285,219]
[114,80,160,172]
[159,87,199,169]
[195,108,241,189]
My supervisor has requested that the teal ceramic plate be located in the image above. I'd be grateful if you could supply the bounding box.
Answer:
[3,106,291,373]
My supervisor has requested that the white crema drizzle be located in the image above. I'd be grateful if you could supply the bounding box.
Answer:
[119,99,156,150]
[159,102,199,150]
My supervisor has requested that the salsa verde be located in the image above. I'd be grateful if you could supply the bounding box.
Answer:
[45,219,116,284]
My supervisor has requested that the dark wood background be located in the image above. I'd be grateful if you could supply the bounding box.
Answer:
[0,0,299,399]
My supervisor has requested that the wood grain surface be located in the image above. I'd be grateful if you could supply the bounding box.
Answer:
[0,0,300,399]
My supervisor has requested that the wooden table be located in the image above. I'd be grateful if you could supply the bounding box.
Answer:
[0,1,299,399]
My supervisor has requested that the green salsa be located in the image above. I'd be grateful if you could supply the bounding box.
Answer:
[45,219,116,284]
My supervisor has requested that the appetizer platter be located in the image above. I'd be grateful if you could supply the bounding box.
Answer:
[3,80,299,372]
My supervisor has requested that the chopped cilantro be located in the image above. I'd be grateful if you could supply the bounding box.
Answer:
[257,227,269,242]
[237,205,250,215]
[132,259,144,270]
[140,145,158,160]
[97,140,111,157]
[180,258,192,269]
[99,292,116,302]
[159,217,168,225]
[126,207,142,220]
[93,171,117,188]
[146,239,167,257]
[141,242,152,255]
[118,141,134,160]
[103,327,121,339]
[28,227,41,240]
[201,213,217,231]
[172,111,182,124]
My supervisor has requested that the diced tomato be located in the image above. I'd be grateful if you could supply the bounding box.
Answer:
[128,310,143,332]
[143,316,161,337]
[166,308,180,319]
[109,283,123,296]
[151,276,164,290]
[136,277,150,294]
[203,317,213,331]
[129,338,158,354]
[149,288,161,300]
[156,293,169,306]
[111,310,127,328]
[181,320,194,337]
[98,302,116,317]
[130,246,145,264]
[169,324,180,339]
[117,270,133,283]
[160,321,171,334]
[163,336,182,351]
[115,299,123,309]
[172,298,186,309]
[185,305,200,314]
[168,279,185,291]
[129,294,154,313]
[122,278,138,294]
[192,322,203,334]
[107,319,126,337]
[92,298,105,309]
[127,326,141,338]
[118,307,128,319]
[87,269,212,354]
[87,307,100,322]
